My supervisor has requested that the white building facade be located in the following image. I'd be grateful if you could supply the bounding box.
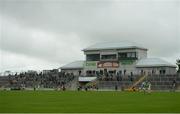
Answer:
[61,42,177,76]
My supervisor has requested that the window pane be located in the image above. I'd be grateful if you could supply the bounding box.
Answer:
[132,52,135,57]
[86,54,100,61]
[101,54,116,60]
[127,53,131,57]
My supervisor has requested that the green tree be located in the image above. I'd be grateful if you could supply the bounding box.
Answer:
[177,59,180,73]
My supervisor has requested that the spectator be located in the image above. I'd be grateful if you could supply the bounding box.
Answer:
[172,80,176,92]
[85,87,88,91]
[148,81,151,93]
[115,85,118,91]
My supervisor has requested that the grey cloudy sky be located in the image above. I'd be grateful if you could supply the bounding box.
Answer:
[0,0,180,72]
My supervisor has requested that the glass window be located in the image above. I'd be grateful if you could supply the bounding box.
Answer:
[127,53,131,57]
[101,54,116,60]
[86,54,100,61]
[118,53,127,58]
[118,52,137,60]
[132,52,136,57]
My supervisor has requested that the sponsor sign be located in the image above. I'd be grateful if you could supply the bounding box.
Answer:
[97,61,119,68]
[86,61,97,66]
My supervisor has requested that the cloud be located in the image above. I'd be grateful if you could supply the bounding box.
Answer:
[0,0,180,71]
[0,15,85,72]
[0,50,61,72]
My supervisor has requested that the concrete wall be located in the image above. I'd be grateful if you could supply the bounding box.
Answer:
[136,67,177,75]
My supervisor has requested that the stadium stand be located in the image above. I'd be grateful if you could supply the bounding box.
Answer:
[0,71,75,90]
[0,71,180,91]
[96,74,180,90]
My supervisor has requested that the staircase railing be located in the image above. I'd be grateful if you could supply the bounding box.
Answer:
[127,75,147,89]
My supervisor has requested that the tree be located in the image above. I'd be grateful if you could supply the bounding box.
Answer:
[177,59,180,73]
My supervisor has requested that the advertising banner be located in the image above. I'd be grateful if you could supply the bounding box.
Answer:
[97,61,119,68]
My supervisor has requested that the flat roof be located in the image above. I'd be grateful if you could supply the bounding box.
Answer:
[136,58,176,68]
[60,61,84,70]
[83,41,147,51]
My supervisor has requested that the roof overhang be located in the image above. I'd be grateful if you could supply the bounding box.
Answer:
[83,47,148,52]
[60,61,84,70]
[136,65,177,68]
[61,67,83,70]
[136,58,177,68]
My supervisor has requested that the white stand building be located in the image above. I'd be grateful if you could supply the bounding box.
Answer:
[61,41,176,76]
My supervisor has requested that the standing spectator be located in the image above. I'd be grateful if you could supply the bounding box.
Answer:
[96,86,98,91]
[115,85,118,91]
[172,80,176,92]
[62,85,66,91]
[141,81,146,94]
[85,86,88,91]
[148,81,151,93]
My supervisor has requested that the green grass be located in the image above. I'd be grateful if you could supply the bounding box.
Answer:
[0,91,180,113]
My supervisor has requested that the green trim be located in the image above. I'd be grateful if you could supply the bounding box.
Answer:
[120,60,135,65]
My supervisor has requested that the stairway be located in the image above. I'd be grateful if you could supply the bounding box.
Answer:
[127,75,147,90]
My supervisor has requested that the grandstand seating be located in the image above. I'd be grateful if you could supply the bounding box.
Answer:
[0,72,75,89]
[97,74,180,90]
[0,72,180,91]
[146,75,180,90]
[0,76,9,87]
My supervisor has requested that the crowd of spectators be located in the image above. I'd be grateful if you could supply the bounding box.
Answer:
[97,72,134,82]
[8,71,75,89]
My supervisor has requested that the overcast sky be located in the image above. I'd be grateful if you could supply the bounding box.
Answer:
[0,0,180,72]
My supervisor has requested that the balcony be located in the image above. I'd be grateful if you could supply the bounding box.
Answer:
[101,54,117,61]
[118,57,138,60]
[100,58,118,61]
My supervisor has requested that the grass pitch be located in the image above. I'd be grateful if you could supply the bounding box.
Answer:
[0,91,180,113]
